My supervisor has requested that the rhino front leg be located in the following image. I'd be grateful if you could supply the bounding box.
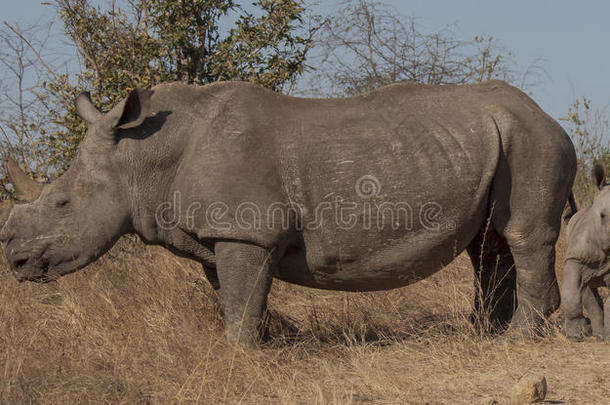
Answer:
[582,285,604,340]
[561,259,591,341]
[214,241,275,347]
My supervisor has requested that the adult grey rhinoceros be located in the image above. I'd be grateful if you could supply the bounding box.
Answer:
[562,162,610,342]
[0,80,576,346]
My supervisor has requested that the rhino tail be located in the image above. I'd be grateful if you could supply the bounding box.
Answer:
[563,191,577,222]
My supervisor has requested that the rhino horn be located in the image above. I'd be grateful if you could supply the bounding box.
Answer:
[6,158,43,202]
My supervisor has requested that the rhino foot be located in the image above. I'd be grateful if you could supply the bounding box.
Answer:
[565,331,586,342]
[564,317,592,342]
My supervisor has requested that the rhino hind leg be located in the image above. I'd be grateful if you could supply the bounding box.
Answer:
[500,233,562,338]
[487,156,568,337]
[214,241,275,347]
[466,225,517,333]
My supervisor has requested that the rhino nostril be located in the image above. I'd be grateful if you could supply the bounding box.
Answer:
[14,258,28,268]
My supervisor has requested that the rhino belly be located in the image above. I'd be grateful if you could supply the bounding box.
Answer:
[276,208,483,291]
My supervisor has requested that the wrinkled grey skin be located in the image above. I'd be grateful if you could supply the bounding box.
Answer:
[562,162,610,342]
[0,80,576,346]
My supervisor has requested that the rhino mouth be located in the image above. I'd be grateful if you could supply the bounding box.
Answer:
[8,242,98,282]
[8,249,81,283]
[10,255,53,282]
[13,257,29,269]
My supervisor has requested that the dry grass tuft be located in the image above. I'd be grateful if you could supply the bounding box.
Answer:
[1,231,609,404]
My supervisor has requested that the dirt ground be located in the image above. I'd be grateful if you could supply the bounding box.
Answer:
[0,232,608,404]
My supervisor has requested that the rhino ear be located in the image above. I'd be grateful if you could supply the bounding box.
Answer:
[75,92,103,124]
[106,88,153,130]
[592,161,606,190]
[5,158,43,202]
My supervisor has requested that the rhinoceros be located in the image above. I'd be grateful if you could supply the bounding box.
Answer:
[0,80,576,345]
[562,162,610,341]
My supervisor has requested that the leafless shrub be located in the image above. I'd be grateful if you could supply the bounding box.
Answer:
[561,97,610,204]
[0,20,71,196]
[300,0,541,97]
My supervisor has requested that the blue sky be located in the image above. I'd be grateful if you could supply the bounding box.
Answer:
[381,0,610,120]
[4,0,610,121]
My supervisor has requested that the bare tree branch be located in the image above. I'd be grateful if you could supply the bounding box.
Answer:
[300,0,527,97]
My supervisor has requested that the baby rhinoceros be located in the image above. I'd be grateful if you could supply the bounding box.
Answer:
[562,162,610,341]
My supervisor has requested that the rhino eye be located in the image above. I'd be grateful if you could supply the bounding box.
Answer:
[601,212,606,220]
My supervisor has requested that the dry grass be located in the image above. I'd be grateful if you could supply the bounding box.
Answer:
[1,232,609,404]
